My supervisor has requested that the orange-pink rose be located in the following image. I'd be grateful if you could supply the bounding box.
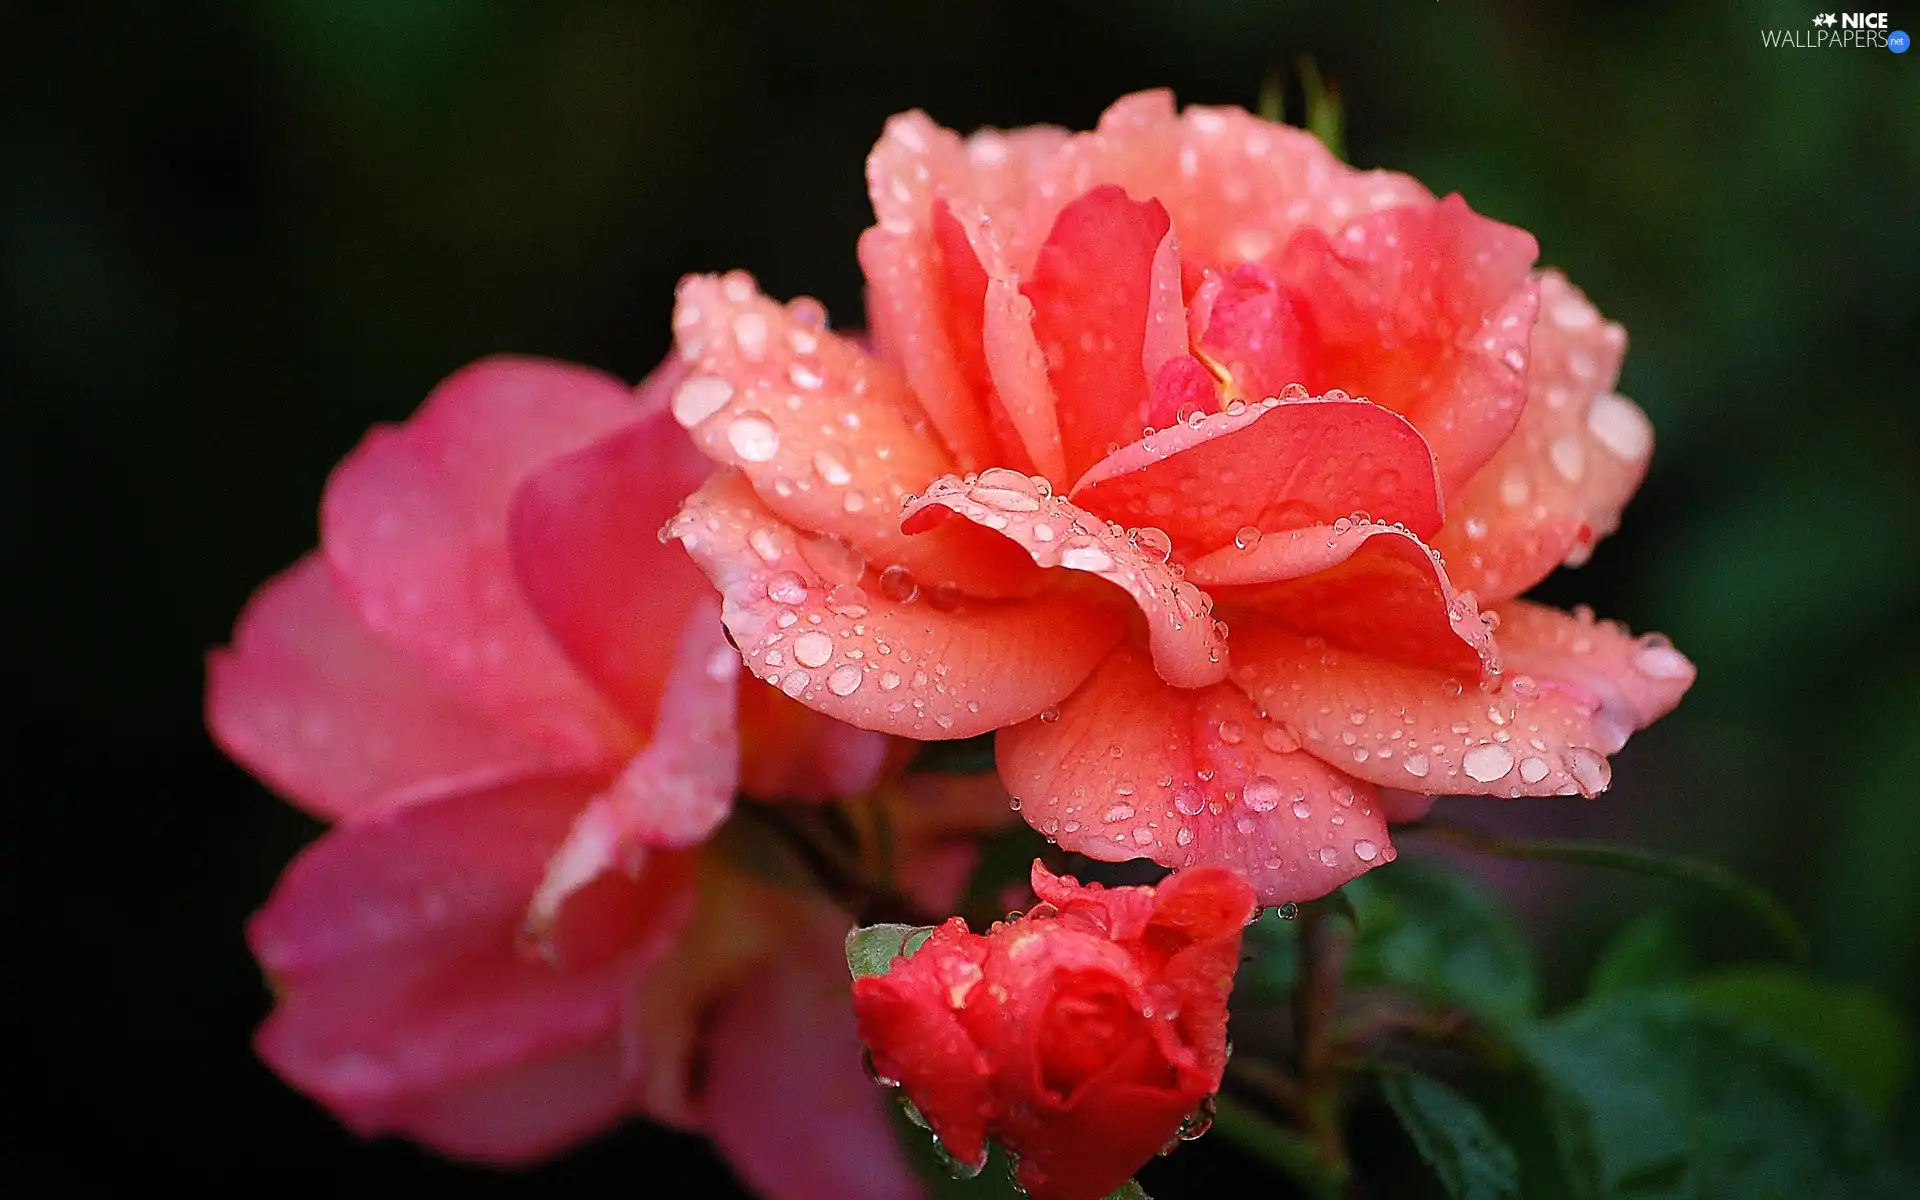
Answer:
[667,90,1694,906]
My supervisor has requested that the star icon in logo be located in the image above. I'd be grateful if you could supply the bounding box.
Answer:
[1813,12,1837,26]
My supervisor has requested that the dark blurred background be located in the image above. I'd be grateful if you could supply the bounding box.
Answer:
[5,0,1915,1190]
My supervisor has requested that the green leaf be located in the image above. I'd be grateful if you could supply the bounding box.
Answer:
[1519,992,1907,1199]
[1687,968,1912,1119]
[1382,1071,1521,1200]
[1412,824,1809,962]
[1344,862,1539,1025]
[1589,910,1691,997]
[845,922,933,979]
[1103,1183,1151,1200]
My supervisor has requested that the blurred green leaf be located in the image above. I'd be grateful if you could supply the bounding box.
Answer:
[913,733,997,775]
[1688,968,1912,1119]
[845,923,933,979]
[956,821,1051,929]
[1415,824,1809,962]
[1382,1071,1520,1200]
[1344,862,1539,1025]
[1589,911,1691,997]
[1296,56,1346,162]
[1519,992,1907,1199]
[1103,1183,1151,1200]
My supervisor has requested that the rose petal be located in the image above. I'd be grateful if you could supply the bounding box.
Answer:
[207,556,573,820]
[525,602,741,939]
[904,472,1227,688]
[321,356,639,763]
[506,369,716,730]
[670,273,1036,600]
[1029,89,1429,278]
[249,780,695,1130]
[1187,260,1317,403]
[999,646,1392,905]
[1431,272,1651,600]
[1492,599,1695,744]
[947,198,1070,482]
[851,919,996,1165]
[372,1032,632,1165]
[1071,393,1446,552]
[1269,195,1541,495]
[861,112,1069,469]
[1189,521,1497,678]
[1022,184,1173,480]
[670,472,1123,738]
[706,933,924,1200]
[926,199,1032,471]
[1230,612,1687,798]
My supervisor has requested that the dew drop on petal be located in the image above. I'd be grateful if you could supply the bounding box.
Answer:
[1234,526,1262,551]
[671,376,733,427]
[1354,839,1380,862]
[1463,743,1515,783]
[792,630,834,668]
[765,571,809,605]
[1402,752,1430,778]
[878,564,920,603]
[1217,720,1245,745]
[1174,782,1206,816]
[1519,756,1551,784]
[1567,746,1612,795]
[827,664,863,696]
[727,412,780,462]
[1241,775,1281,812]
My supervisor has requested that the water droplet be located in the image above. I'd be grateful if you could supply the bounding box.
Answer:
[863,1047,900,1088]
[1291,800,1312,820]
[671,376,733,427]
[1354,839,1380,862]
[800,532,866,585]
[877,565,920,603]
[1633,641,1692,680]
[1060,543,1114,572]
[731,311,769,359]
[1317,846,1340,866]
[1402,753,1431,778]
[1217,720,1245,745]
[1176,826,1194,847]
[1463,743,1515,782]
[1178,1095,1217,1141]
[1242,775,1282,812]
[765,571,809,605]
[727,412,780,462]
[812,449,853,486]
[1519,755,1550,784]
[1130,526,1173,564]
[792,630,834,668]
[1174,782,1206,816]
[826,664,863,696]
[1103,802,1136,823]
[780,669,810,697]
[1234,525,1262,551]
[1274,902,1300,920]
[1038,706,1061,723]
[1567,746,1611,796]
[1261,724,1300,753]
[927,581,964,611]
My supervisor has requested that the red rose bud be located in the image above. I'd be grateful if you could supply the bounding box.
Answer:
[852,862,1255,1200]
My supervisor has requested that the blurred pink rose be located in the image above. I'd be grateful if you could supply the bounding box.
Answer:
[208,357,916,1198]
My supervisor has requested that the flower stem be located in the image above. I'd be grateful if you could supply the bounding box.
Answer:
[1292,899,1356,1188]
